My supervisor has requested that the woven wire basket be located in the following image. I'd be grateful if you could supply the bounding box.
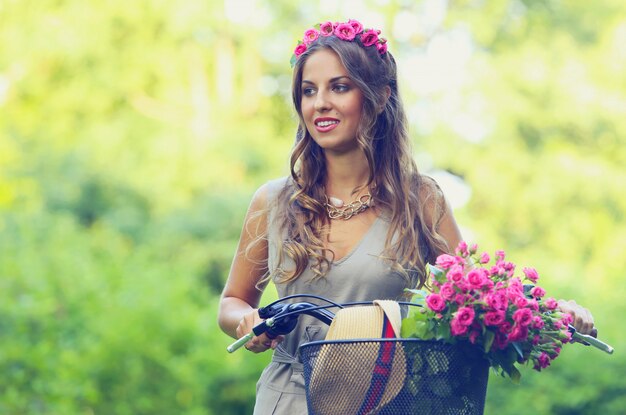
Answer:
[299,339,489,415]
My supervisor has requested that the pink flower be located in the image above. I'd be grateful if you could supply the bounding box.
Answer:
[347,19,363,34]
[560,313,573,326]
[456,241,469,256]
[508,324,529,342]
[523,267,539,283]
[425,293,446,312]
[376,41,388,54]
[532,315,545,329]
[446,264,464,283]
[534,352,551,370]
[495,250,506,261]
[499,321,512,334]
[485,291,508,311]
[294,43,307,57]
[513,295,528,308]
[439,283,456,301]
[360,29,379,46]
[530,286,546,298]
[493,331,509,350]
[436,254,457,269]
[483,310,506,327]
[544,297,558,310]
[512,308,533,327]
[469,329,480,344]
[456,306,476,326]
[467,269,485,289]
[303,29,320,45]
[454,293,466,305]
[334,23,357,40]
[527,299,539,311]
[479,252,490,264]
[450,318,469,336]
[319,21,335,36]
[469,243,478,254]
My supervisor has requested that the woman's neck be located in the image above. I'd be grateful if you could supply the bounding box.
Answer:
[324,151,370,200]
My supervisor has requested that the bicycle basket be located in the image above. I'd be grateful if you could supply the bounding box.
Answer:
[299,339,489,415]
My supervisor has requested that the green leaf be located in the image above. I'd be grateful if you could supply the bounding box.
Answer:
[509,366,522,384]
[511,342,524,360]
[428,264,445,279]
[483,330,495,353]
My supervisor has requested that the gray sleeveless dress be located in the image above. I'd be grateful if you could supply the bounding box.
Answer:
[253,178,419,415]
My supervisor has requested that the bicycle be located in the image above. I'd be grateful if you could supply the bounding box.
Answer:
[227,294,613,415]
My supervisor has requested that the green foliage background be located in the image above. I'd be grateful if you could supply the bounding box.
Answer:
[0,0,624,413]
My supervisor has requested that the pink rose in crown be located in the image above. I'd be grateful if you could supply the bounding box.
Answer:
[303,29,319,45]
[294,43,307,57]
[347,19,363,34]
[360,29,379,47]
[377,42,388,54]
[334,23,357,41]
[319,21,335,36]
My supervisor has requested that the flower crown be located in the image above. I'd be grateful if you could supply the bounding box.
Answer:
[290,19,388,67]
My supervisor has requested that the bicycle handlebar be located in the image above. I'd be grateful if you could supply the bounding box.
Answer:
[226,294,614,355]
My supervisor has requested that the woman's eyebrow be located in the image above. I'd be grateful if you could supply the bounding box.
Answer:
[302,76,351,85]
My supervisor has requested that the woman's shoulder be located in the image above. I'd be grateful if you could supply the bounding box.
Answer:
[250,176,293,209]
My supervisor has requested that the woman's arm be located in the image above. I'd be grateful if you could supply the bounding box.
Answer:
[218,183,282,352]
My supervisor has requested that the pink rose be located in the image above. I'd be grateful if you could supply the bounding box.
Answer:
[513,295,528,308]
[469,329,480,344]
[532,315,545,329]
[455,306,476,326]
[294,43,307,57]
[446,264,464,283]
[467,269,485,289]
[347,19,363,34]
[479,252,490,264]
[469,243,478,254]
[544,297,558,310]
[512,308,533,327]
[481,278,494,291]
[319,21,335,36]
[439,283,456,301]
[534,352,551,370]
[530,286,546,298]
[493,331,509,350]
[456,241,469,257]
[360,29,379,47]
[483,310,506,327]
[485,291,508,311]
[523,267,539,283]
[508,324,529,342]
[377,41,388,54]
[560,313,573,326]
[495,250,506,261]
[450,318,469,336]
[499,321,512,334]
[425,293,446,312]
[334,23,357,40]
[454,293,466,305]
[303,28,320,45]
[436,254,457,269]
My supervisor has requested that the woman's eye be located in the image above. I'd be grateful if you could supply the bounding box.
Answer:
[333,84,349,93]
[302,88,315,96]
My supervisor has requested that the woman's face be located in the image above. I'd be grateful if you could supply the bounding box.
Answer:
[300,48,364,154]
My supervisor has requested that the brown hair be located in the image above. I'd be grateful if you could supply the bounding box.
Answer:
[265,35,449,287]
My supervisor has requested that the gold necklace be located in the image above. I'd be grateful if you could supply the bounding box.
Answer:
[324,192,373,220]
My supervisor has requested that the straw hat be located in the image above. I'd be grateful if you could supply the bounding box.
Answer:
[307,300,406,415]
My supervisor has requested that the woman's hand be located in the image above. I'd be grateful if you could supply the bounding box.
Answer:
[236,309,284,353]
[558,299,597,337]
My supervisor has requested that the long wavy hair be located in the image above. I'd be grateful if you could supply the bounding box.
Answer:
[265,35,449,287]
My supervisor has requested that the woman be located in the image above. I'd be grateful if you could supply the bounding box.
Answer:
[218,19,594,414]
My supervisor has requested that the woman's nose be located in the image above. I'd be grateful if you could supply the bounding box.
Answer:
[314,91,331,112]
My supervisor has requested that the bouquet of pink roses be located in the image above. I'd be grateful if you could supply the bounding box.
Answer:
[401,242,574,382]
